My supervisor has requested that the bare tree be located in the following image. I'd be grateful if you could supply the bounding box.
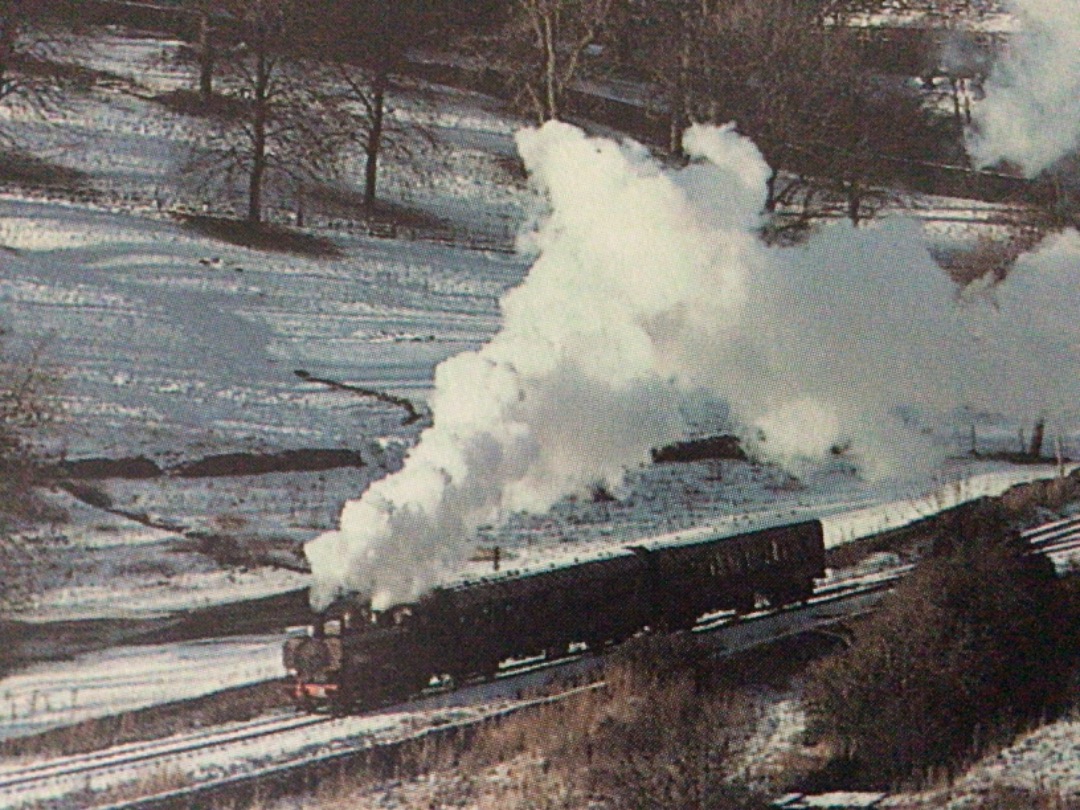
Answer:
[0,0,86,141]
[485,0,625,123]
[615,0,715,156]
[187,0,351,225]
[0,0,46,109]
[623,0,846,208]
[316,0,441,209]
[587,635,767,810]
[183,0,217,101]
[622,0,938,227]
[0,328,67,619]
[703,0,863,211]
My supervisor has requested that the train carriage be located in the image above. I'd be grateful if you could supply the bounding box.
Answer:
[285,519,826,712]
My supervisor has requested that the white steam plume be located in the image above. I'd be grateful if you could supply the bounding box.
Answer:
[306,122,762,610]
[307,120,1080,611]
[968,0,1080,175]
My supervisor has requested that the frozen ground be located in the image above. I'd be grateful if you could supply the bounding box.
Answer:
[927,716,1080,802]
[0,196,525,620]
[0,202,520,461]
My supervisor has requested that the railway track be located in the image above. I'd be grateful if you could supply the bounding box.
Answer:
[0,711,333,807]
[4,514,1077,809]
[1023,514,1080,566]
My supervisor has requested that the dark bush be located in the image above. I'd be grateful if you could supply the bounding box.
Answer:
[152,89,249,121]
[0,149,87,189]
[804,501,1073,787]
[651,435,746,464]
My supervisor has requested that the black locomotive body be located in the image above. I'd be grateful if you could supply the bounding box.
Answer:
[284,519,825,712]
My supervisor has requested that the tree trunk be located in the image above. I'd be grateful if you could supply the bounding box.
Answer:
[1029,419,1045,459]
[364,0,391,209]
[364,69,386,209]
[198,11,214,101]
[0,9,17,101]
[765,168,778,213]
[542,12,558,120]
[248,49,269,225]
[668,76,689,157]
[847,182,861,227]
[670,22,693,157]
[249,139,265,224]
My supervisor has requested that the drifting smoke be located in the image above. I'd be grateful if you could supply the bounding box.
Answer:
[969,0,1080,175]
[306,120,1080,611]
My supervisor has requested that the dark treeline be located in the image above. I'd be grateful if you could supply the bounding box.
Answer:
[0,0,1061,230]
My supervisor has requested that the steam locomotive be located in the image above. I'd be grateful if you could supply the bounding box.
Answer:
[284,519,826,712]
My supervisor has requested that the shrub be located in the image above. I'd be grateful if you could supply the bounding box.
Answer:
[586,677,766,810]
[0,331,65,613]
[0,332,61,521]
[804,501,1072,787]
[455,633,768,809]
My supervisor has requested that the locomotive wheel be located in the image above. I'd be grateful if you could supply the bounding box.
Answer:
[732,587,756,615]
[658,608,698,632]
[328,692,350,717]
[766,578,815,607]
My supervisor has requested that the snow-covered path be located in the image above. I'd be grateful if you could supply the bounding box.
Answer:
[0,635,285,741]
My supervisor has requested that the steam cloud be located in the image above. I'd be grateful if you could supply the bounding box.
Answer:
[306,120,1080,611]
[969,0,1080,175]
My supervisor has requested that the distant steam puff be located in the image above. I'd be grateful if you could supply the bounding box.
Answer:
[969,0,1080,175]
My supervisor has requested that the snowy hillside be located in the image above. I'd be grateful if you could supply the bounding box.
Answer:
[3,26,1080,623]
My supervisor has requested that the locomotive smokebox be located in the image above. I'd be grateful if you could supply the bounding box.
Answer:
[283,635,342,680]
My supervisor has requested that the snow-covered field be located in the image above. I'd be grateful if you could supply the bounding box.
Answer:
[0,200,519,461]
[0,30,537,623]
[845,0,1016,33]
